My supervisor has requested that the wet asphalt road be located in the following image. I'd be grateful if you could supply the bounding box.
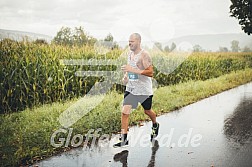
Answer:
[36,82,252,167]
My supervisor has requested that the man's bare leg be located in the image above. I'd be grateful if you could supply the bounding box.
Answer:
[144,109,157,123]
[113,105,131,147]
[121,105,131,134]
[144,109,159,140]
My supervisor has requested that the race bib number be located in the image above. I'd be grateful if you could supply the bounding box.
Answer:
[128,72,139,81]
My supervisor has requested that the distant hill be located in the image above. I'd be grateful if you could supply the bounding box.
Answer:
[0,29,251,52]
[0,29,52,42]
[165,33,252,52]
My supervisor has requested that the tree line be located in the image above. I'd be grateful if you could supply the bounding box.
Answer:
[16,25,251,53]
[154,40,251,53]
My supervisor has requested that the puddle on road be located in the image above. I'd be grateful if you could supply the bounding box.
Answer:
[36,83,252,167]
[224,97,252,145]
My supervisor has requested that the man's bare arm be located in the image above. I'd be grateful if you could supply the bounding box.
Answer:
[121,52,154,77]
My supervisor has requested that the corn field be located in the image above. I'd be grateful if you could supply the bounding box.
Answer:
[1,39,252,113]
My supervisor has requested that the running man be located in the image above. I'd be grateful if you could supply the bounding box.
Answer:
[113,33,159,147]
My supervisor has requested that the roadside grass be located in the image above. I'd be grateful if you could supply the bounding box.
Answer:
[1,68,252,166]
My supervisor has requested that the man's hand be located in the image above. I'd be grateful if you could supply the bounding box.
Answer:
[122,73,129,85]
[121,64,153,77]
[121,64,132,72]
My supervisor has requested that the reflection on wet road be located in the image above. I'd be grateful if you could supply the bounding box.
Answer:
[224,97,252,145]
[113,150,129,167]
[112,140,159,167]
[36,82,252,167]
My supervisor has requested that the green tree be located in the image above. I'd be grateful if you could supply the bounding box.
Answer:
[72,26,88,46]
[53,27,72,46]
[164,45,170,52]
[52,26,96,46]
[231,40,240,52]
[154,42,163,51]
[242,46,252,52]
[193,44,203,52]
[104,33,119,49]
[230,0,252,35]
[104,33,114,42]
[87,36,97,46]
[170,42,176,51]
[33,39,48,45]
[219,47,229,52]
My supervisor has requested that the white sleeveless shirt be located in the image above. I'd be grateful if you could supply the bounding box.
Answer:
[126,50,153,95]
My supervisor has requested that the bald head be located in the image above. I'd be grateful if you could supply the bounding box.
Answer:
[129,33,142,52]
[130,33,141,43]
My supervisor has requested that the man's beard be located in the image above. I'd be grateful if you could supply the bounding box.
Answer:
[129,45,136,51]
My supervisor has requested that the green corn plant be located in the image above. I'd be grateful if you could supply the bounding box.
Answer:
[0,39,252,113]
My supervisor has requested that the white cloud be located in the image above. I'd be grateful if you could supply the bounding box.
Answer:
[0,0,244,40]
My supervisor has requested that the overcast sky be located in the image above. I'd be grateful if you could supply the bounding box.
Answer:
[0,0,244,42]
